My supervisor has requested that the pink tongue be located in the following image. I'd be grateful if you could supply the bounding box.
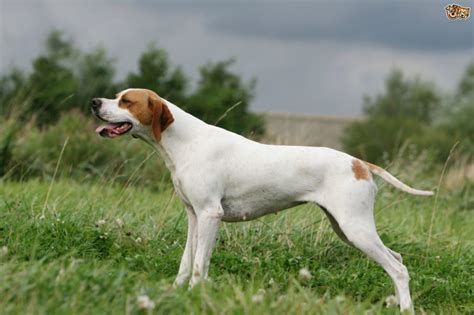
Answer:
[95,123,120,137]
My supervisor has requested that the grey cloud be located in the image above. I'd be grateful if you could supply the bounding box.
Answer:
[0,0,473,117]
[156,1,473,51]
[221,3,472,51]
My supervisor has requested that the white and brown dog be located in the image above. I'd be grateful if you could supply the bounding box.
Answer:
[92,88,433,313]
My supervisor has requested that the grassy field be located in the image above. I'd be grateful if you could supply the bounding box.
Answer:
[0,175,473,314]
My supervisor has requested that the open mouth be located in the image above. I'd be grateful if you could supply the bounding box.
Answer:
[95,122,133,138]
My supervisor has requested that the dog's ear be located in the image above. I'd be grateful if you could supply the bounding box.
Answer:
[148,98,174,142]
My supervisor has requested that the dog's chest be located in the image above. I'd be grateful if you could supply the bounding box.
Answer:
[170,174,193,207]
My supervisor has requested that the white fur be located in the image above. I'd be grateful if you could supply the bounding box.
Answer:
[95,89,435,314]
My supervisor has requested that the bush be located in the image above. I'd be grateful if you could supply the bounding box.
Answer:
[0,120,20,177]
[185,59,264,136]
[3,112,170,190]
[343,116,424,162]
[342,64,474,164]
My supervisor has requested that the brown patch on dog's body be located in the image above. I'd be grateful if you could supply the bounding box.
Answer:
[352,159,371,181]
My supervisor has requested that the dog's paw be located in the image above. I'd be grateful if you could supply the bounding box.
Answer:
[173,274,190,288]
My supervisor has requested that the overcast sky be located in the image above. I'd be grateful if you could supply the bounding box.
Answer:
[0,0,473,116]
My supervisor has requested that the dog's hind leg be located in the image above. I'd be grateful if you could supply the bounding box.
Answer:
[319,205,352,245]
[341,220,412,312]
[329,200,413,314]
[322,206,403,265]
[318,203,405,309]
[312,179,412,313]
[386,247,403,263]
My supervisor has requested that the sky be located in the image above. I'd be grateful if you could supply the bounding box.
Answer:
[0,0,473,117]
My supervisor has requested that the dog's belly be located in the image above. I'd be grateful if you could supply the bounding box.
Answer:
[220,195,305,222]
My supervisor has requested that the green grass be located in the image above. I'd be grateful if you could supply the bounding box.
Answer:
[0,178,473,314]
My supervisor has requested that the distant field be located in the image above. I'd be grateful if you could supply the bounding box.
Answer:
[0,176,472,314]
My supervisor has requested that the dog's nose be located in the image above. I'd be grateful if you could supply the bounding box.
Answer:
[91,98,102,110]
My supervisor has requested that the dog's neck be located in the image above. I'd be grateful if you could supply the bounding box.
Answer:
[147,101,208,172]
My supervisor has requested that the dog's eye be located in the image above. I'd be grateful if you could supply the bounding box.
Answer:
[122,98,130,104]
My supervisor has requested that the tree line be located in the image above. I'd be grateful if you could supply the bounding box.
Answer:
[0,31,264,136]
[343,62,474,163]
[1,31,473,167]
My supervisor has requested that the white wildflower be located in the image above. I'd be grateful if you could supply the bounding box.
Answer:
[115,218,124,227]
[0,246,8,256]
[335,295,346,303]
[298,267,312,282]
[251,289,265,303]
[137,294,155,310]
[384,295,398,308]
[135,237,143,243]
[95,219,106,227]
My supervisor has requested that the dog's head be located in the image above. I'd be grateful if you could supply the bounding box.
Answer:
[92,88,174,142]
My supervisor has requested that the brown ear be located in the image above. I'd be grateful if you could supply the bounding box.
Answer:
[149,98,174,142]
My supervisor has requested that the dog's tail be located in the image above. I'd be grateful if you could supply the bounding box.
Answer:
[364,161,434,196]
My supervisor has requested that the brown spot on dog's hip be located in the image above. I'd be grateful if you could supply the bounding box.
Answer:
[352,159,371,181]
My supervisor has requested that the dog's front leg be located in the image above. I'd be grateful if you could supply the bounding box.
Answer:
[173,207,197,287]
[189,207,223,287]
